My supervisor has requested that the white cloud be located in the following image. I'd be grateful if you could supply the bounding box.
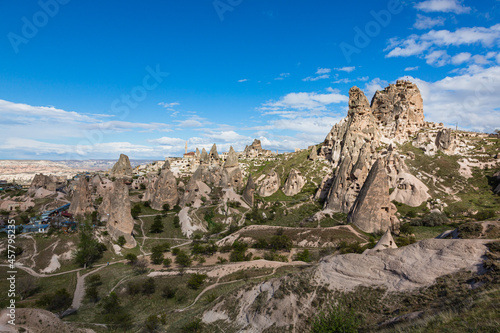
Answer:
[357,76,370,81]
[83,121,171,133]
[404,66,420,71]
[413,14,445,30]
[402,66,500,133]
[158,102,180,108]
[148,137,186,146]
[425,50,450,66]
[303,74,330,82]
[415,0,471,14]
[386,38,431,57]
[333,78,352,84]
[261,90,348,112]
[451,52,472,65]
[316,68,331,74]
[334,66,356,73]
[274,73,290,80]
[237,79,248,83]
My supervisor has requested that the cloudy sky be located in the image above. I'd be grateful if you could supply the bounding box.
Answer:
[1,0,499,159]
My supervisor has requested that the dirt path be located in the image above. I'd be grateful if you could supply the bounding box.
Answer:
[176,266,281,312]
[71,264,109,309]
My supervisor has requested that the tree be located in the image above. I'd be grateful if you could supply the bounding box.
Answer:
[175,250,192,267]
[144,315,161,332]
[163,258,172,267]
[133,258,149,274]
[161,285,176,299]
[150,245,164,265]
[131,203,142,219]
[142,277,156,295]
[85,285,99,303]
[173,215,180,228]
[150,215,164,233]
[125,253,138,264]
[230,241,252,262]
[117,235,126,247]
[74,222,107,267]
[294,249,311,262]
[140,183,146,190]
[187,273,207,290]
[162,203,170,212]
[37,288,72,313]
[144,199,151,207]
[100,292,133,331]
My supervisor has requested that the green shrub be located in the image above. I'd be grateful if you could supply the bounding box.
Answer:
[187,273,208,290]
[295,249,311,262]
[311,302,360,333]
[411,212,448,227]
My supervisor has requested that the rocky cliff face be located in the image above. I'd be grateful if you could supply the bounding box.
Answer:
[209,144,220,165]
[220,146,243,189]
[347,159,399,234]
[110,154,133,178]
[143,161,179,210]
[68,176,94,216]
[244,139,272,158]
[101,180,136,248]
[242,175,256,207]
[258,170,280,197]
[28,173,62,196]
[282,169,306,196]
[370,80,425,143]
[319,81,433,214]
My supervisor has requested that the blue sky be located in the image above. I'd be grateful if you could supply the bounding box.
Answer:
[0,0,499,159]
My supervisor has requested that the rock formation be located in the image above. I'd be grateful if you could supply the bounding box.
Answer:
[435,128,453,151]
[220,146,243,189]
[390,172,430,207]
[369,229,398,252]
[68,176,94,216]
[110,154,133,178]
[370,80,425,143]
[244,139,272,158]
[101,180,136,248]
[494,171,500,194]
[347,159,399,234]
[209,144,220,164]
[143,161,179,210]
[200,148,209,165]
[257,170,280,197]
[308,146,318,161]
[242,175,256,206]
[195,148,201,161]
[282,169,306,196]
[27,174,63,196]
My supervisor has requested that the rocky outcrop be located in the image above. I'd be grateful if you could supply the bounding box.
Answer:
[435,128,454,151]
[195,148,201,161]
[257,170,280,197]
[283,169,306,196]
[68,176,94,216]
[102,180,136,248]
[308,146,318,161]
[209,144,220,164]
[242,175,256,207]
[110,154,133,178]
[369,230,398,252]
[347,159,399,234]
[244,139,272,158]
[200,148,209,165]
[494,171,500,194]
[390,173,430,207]
[370,80,425,143]
[224,146,239,168]
[321,87,381,212]
[143,161,179,210]
[27,174,63,196]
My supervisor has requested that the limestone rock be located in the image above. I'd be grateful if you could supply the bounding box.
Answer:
[224,146,239,168]
[368,230,398,252]
[180,178,211,208]
[220,167,243,189]
[68,176,94,216]
[390,172,430,207]
[347,159,399,234]
[200,148,209,165]
[110,154,133,178]
[102,180,136,248]
[370,80,425,143]
[195,148,201,161]
[257,170,280,197]
[209,144,219,164]
[308,146,318,161]
[282,169,306,196]
[242,175,256,206]
[28,174,63,196]
[435,128,454,151]
[244,139,272,158]
[143,162,179,210]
